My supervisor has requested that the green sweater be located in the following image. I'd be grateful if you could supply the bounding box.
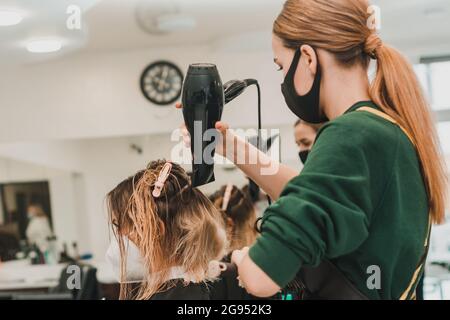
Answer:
[249,101,429,300]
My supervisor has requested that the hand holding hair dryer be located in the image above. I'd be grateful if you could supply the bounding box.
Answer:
[182,63,260,187]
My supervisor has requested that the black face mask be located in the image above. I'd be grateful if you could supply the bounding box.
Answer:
[281,48,328,124]
[299,150,310,165]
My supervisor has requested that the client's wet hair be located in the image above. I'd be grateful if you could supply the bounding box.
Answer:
[106,160,227,300]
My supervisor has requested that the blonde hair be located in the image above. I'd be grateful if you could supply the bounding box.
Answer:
[274,0,447,224]
[210,185,258,252]
[106,160,227,300]
[28,204,47,218]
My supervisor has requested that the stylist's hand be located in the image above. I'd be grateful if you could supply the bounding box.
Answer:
[231,247,250,288]
[231,246,250,267]
[176,102,232,158]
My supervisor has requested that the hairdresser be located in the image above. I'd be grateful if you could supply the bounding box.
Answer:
[178,0,446,300]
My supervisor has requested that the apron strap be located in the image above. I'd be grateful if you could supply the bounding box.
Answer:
[357,107,416,147]
[357,106,431,300]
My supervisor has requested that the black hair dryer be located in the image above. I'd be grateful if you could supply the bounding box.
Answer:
[182,64,224,187]
[182,63,259,187]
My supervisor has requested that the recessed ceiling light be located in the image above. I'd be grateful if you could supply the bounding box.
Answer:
[26,39,63,53]
[0,10,23,26]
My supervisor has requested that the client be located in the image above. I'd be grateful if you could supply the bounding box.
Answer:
[105,160,228,300]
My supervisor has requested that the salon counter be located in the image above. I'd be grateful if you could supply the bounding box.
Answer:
[0,259,117,292]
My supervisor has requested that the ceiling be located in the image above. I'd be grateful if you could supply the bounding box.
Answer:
[1,0,450,66]
[83,0,284,52]
[0,0,98,65]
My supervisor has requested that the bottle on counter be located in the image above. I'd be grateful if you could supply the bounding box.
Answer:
[59,242,71,263]
[29,243,45,265]
[44,235,59,265]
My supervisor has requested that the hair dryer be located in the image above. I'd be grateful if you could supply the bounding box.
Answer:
[182,63,260,187]
[182,64,224,187]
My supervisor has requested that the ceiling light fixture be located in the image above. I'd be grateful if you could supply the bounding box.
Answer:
[0,10,23,26]
[26,39,63,53]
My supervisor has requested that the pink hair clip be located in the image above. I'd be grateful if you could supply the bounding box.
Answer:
[152,162,172,198]
[221,183,233,211]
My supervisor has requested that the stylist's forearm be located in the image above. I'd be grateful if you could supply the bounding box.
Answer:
[224,133,298,200]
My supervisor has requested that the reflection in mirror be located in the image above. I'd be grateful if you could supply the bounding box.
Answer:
[0,181,53,262]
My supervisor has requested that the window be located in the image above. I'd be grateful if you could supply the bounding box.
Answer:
[414,64,430,100]
[415,57,450,116]
[437,121,450,154]
[430,61,450,111]
[415,58,450,154]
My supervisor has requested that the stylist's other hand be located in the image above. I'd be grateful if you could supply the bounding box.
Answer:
[231,247,250,267]
[231,247,250,288]
[176,102,231,158]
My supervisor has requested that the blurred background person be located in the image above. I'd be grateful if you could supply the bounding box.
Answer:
[25,203,53,251]
[294,119,324,165]
[210,184,258,254]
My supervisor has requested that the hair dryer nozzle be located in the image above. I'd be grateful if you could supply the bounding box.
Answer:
[224,79,258,104]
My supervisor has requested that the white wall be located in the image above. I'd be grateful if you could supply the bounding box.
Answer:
[2,35,449,144]
[0,42,295,143]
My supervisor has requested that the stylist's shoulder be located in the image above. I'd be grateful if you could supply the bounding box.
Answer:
[313,113,366,147]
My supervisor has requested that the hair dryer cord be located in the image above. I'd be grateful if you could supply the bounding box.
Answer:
[224,79,261,149]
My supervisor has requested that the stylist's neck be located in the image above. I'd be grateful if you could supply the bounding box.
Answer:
[321,61,371,120]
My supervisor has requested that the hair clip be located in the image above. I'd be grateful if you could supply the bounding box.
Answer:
[152,162,172,198]
[221,183,233,211]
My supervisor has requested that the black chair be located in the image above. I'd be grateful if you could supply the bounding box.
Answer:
[4,263,102,300]
[50,263,101,300]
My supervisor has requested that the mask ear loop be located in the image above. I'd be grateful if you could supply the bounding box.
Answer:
[221,183,233,212]
[152,162,172,198]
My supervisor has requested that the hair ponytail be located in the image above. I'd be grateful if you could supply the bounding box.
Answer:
[369,42,447,224]
[274,0,448,224]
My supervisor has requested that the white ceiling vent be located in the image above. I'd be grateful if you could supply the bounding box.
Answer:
[135,0,196,35]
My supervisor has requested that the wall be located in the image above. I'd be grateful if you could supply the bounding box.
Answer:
[0,42,295,143]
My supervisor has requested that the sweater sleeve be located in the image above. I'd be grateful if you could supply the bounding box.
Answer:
[249,121,375,288]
